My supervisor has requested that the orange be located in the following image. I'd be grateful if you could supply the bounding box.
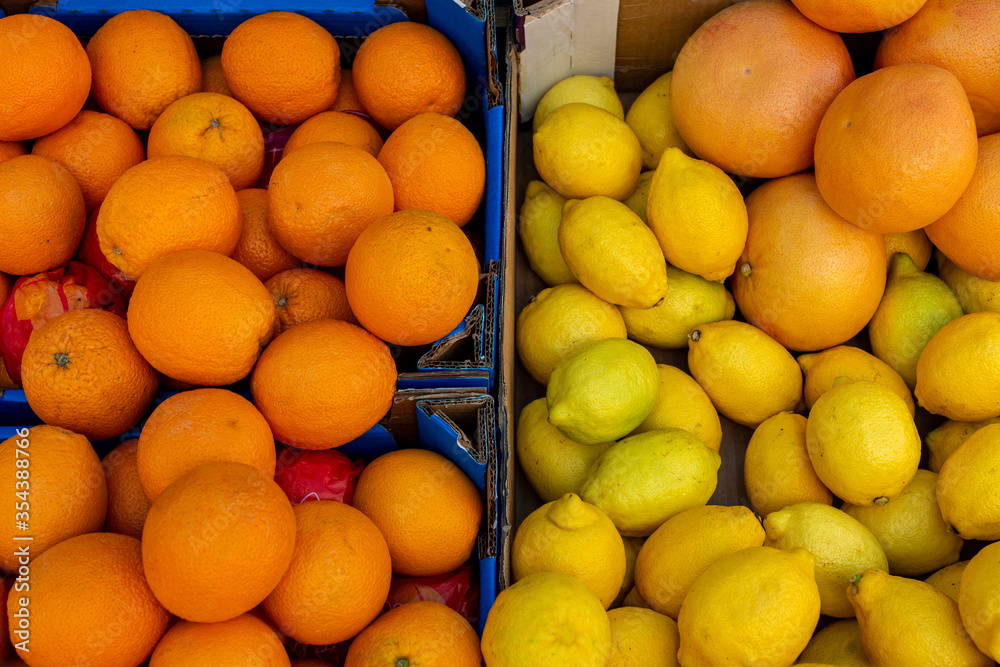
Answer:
[345,209,480,346]
[251,319,396,449]
[876,0,1000,136]
[0,141,26,164]
[11,533,170,666]
[0,425,106,571]
[885,229,933,271]
[926,134,1000,280]
[266,267,356,335]
[814,64,978,234]
[103,438,152,539]
[669,0,854,179]
[97,155,243,280]
[148,92,265,190]
[283,111,384,157]
[86,10,201,130]
[200,54,232,97]
[231,188,300,282]
[378,112,486,227]
[143,461,296,623]
[263,500,392,645]
[268,141,394,266]
[222,12,340,125]
[31,110,146,213]
[150,614,289,667]
[0,155,85,275]
[332,69,364,113]
[732,173,887,352]
[353,448,482,577]
[792,0,929,33]
[345,601,482,667]
[21,309,159,440]
[0,14,91,141]
[353,22,466,131]
[0,357,18,390]
[128,249,276,386]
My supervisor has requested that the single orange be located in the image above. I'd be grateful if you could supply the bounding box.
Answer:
[731,172,887,352]
[102,438,152,539]
[263,500,392,645]
[86,10,201,130]
[885,229,933,271]
[0,14,91,141]
[792,0,929,33]
[331,69,364,113]
[283,111,384,157]
[150,614,289,667]
[345,209,480,346]
[0,141,26,164]
[32,109,146,213]
[231,188,300,282]
[266,267,356,335]
[345,601,482,667]
[222,12,340,125]
[353,22,466,131]
[268,141,394,266]
[353,448,482,577]
[200,54,233,97]
[0,155,85,275]
[251,319,396,449]
[814,63,978,233]
[97,155,243,279]
[378,112,485,227]
[128,249,276,386]
[11,533,170,666]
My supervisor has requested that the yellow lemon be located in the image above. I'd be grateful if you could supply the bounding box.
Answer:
[916,312,1000,421]
[633,364,722,452]
[621,586,649,609]
[926,417,1000,473]
[937,249,1000,315]
[518,180,575,286]
[958,542,1000,661]
[798,619,873,667]
[938,423,1000,540]
[625,71,690,170]
[797,345,914,416]
[622,170,653,223]
[613,536,645,608]
[532,75,624,132]
[924,560,968,603]
[884,229,932,271]
[607,607,680,667]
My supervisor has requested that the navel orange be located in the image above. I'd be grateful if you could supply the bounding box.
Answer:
[200,54,232,97]
[791,0,928,32]
[266,268,356,335]
[345,601,482,667]
[231,188,300,282]
[283,111,383,157]
[103,438,152,539]
[150,614,290,667]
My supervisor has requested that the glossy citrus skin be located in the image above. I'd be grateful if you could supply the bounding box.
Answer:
[284,111,383,157]
[150,614,289,667]
[265,267,356,335]
[231,188,300,282]
[345,601,482,667]
[102,438,152,539]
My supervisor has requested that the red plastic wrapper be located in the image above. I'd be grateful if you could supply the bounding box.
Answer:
[386,564,479,626]
[274,446,365,505]
[257,124,298,188]
[76,208,136,298]
[0,261,128,384]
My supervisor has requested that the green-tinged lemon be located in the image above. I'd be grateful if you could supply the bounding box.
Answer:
[625,72,690,170]
[937,249,1000,315]
[518,180,575,286]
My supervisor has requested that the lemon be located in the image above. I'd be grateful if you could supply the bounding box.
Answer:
[532,75,624,132]
[614,536,644,608]
[926,417,1000,472]
[869,253,963,389]
[607,607,680,667]
[806,379,920,506]
[633,364,722,452]
[518,180,575,286]
[646,147,748,282]
[842,469,962,577]
[916,312,1000,421]
[619,264,736,349]
[937,249,1000,315]
[625,72,690,170]
[798,619,873,667]
[764,502,888,618]
[798,345,914,416]
[546,338,660,445]
[687,320,803,428]
[621,586,649,609]
[622,170,653,222]
[534,103,641,200]
[884,229,932,271]
[481,571,612,666]
[938,423,1000,540]
[744,412,832,518]
[677,546,821,667]
[634,505,765,619]
[579,429,721,537]
[516,283,627,385]
[512,493,626,609]
[924,560,968,603]
[558,196,668,308]
[959,542,1000,661]
[848,568,992,667]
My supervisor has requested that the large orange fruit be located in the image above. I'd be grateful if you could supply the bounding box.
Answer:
[200,54,232,97]
[0,155,85,275]
[266,268,356,335]
[0,14,91,141]
[791,0,929,33]
[732,173,887,352]
[10,533,170,667]
[97,156,242,280]
[127,249,276,386]
[378,112,486,227]
[150,614,290,667]
[353,22,466,131]
[814,64,978,234]
[345,209,480,346]
[283,111,384,157]
[148,92,264,190]
[142,461,296,623]
[353,448,482,577]
[0,425,106,571]
[138,388,276,502]
[86,10,201,130]
[251,319,396,449]
[222,12,340,125]
[231,188,300,282]
[332,69,365,113]
[263,500,392,645]
[669,0,854,178]
[875,0,1000,136]
[31,110,146,213]
[103,438,152,539]
[345,601,482,667]
[0,141,26,164]
[268,141,394,266]
[21,309,159,440]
